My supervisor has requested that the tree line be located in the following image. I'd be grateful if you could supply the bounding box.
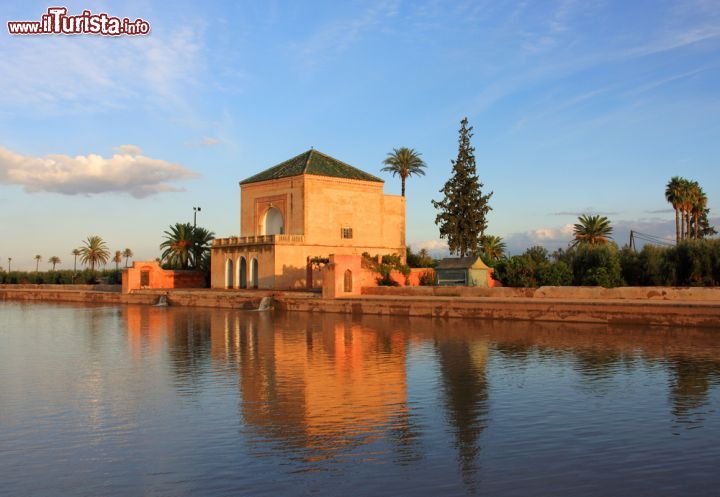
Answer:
[1,221,216,285]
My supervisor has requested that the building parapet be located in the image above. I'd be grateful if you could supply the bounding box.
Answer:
[212,234,305,248]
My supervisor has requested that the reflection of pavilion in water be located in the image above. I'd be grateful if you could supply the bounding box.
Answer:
[209,311,415,461]
[121,307,720,473]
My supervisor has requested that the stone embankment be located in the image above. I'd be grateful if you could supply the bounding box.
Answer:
[1,285,719,328]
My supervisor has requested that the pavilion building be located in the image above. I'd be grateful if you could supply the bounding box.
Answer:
[210,149,405,290]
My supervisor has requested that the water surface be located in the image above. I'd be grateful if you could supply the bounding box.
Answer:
[1,302,719,496]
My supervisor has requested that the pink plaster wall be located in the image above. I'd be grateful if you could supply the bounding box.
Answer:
[122,261,206,294]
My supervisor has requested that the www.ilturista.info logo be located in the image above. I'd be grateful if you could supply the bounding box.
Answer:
[7,7,150,36]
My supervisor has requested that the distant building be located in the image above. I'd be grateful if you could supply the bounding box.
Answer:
[435,256,492,287]
[211,149,405,290]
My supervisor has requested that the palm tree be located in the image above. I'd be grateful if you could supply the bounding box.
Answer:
[665,176,684,244]
[571,215,613,247]
[676,178,699,240]
[122,248,134,268]
[7,257,12,272]
[48,256,61,271]
[34,254,41,272]
[79,236,110,272]
[113,250,123,272]
[481,235,506,261]
[381,147,426,197]
[192,226,215,269]
[690,183,707,240]
[160,223,194,269]
[72,248,81,272]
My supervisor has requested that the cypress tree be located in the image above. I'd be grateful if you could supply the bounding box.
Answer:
[432,117,493,257]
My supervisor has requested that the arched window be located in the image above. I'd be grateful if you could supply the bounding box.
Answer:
[251,258,259,289]
[226,259,234,289]
[239,257,247,289]
[263,207,284,235]
[344,269,353,293]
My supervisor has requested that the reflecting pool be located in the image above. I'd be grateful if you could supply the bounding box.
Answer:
[1,302,719,496]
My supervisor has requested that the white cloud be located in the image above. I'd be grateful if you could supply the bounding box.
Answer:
[504,224,575,254]
[201,137,220,146]
[410,239,449,257]
[0,25,203,112]
[0,145,198,198]
[114,144,143,155]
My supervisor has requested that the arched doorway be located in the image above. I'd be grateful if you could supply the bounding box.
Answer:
[239,257,247,289]
[344,269,353,293]
[251,258,259,289]
[226,259,234,289]
[263,207,284,235]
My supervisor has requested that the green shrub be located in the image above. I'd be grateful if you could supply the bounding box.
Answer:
[619,246,643,286]
[418,270,437,286]
[537,261,573,286]
[377,273,399,286]
[676,240,716,286]
[0,269,123,285]
[493,256,537,287]
[524,245,549,265]
[571,244,624,287]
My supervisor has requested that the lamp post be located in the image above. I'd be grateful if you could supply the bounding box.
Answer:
[193,206,201,228]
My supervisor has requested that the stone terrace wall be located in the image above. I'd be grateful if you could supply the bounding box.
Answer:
[362,286,720,302]
[0,284,120,292]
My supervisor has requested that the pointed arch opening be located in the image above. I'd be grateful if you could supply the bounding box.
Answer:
[263,207,284,235]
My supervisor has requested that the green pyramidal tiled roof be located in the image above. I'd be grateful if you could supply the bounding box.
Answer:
[240,149,383,185]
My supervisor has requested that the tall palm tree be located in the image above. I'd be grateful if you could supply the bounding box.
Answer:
[161,223,194,269]
[7,257,12,272]
[689,183,707,240]
[571,215,613,247]
[677,179,698,240]
[122,248,134,268]
[34,254,41,272]
[79,236,110,272]
[665,176,684,244]
[72,248,81,273]
[48,256,61,271]
[381,147,426,197]
[113,251,123,272]
[481,235,506,261]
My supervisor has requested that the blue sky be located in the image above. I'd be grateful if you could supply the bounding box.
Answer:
[1,0,719,269]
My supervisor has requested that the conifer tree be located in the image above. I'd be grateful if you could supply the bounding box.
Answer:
[432,117,493,257]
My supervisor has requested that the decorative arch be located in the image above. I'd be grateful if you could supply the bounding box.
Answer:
[344,269,353,293]
[263,207,284,235]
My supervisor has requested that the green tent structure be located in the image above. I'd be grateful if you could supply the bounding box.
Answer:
[435,256,491,287]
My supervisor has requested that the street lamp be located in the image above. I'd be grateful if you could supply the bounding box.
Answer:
[193,206,202,228]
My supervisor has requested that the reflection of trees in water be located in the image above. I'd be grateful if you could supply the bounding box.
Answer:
[435,336,489,489]
[668,357,720,425]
